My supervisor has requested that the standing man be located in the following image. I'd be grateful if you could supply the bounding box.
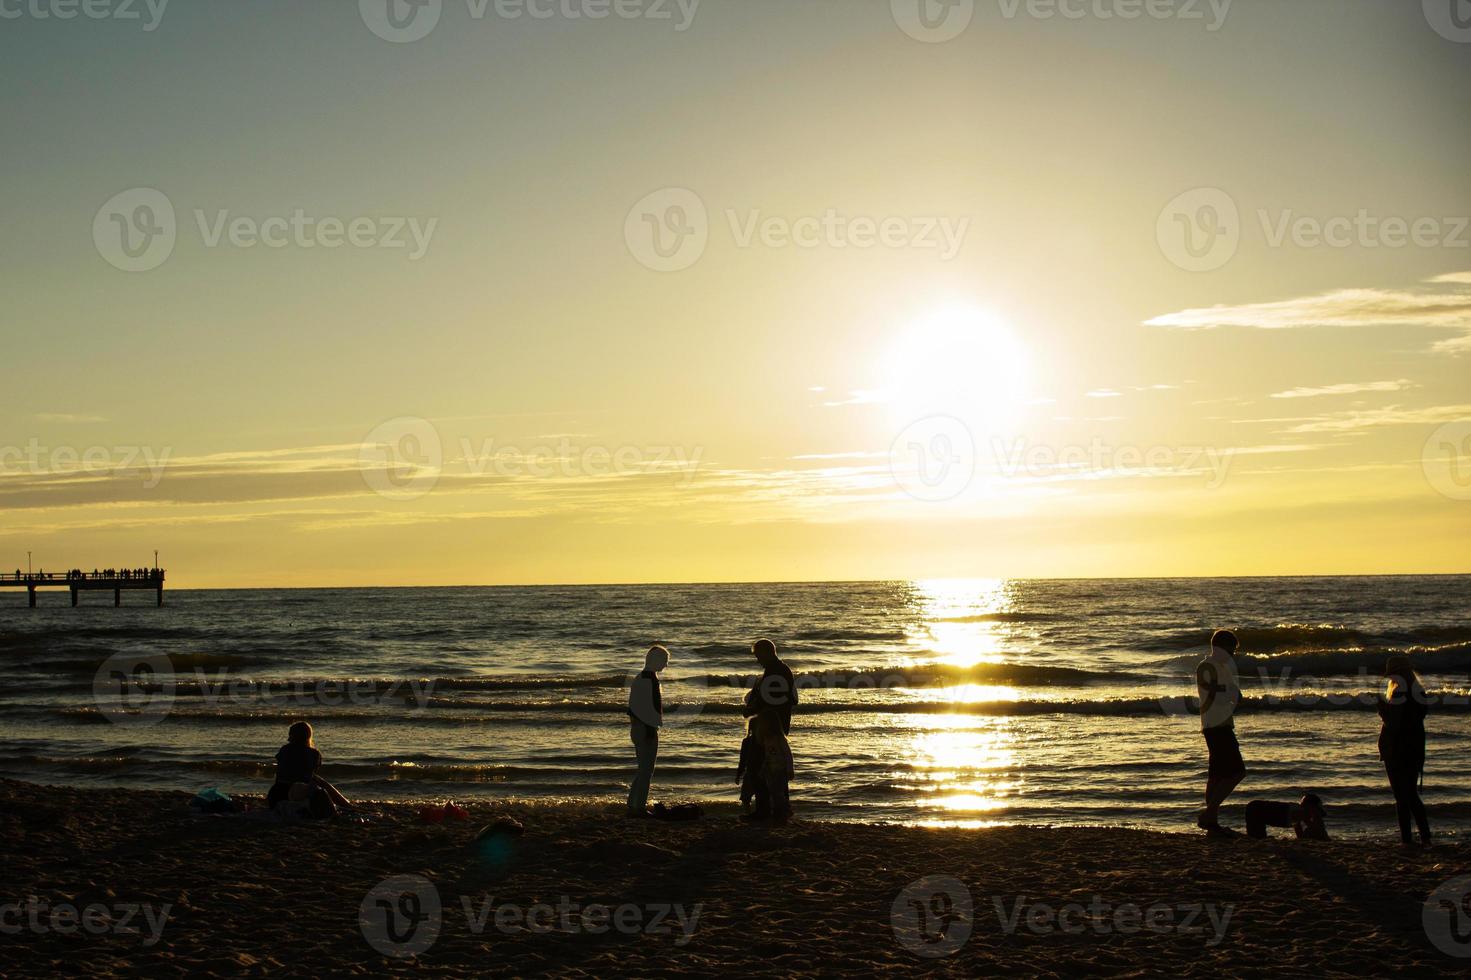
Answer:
[739,639,798,821]
[1197,628,1245,837]
[743,638,797,734]
[627,644,669,817]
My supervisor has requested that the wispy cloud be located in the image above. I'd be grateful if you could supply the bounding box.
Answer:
[1144,271,1471,353]
[822,389,889,408]
[34,413,107,424]
[1270,379,1417,400]
[1283,404,1471,434]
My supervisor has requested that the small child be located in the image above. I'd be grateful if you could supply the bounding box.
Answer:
[735,725,762,811]
[1245,793,1328,841]
[749,712,794,825]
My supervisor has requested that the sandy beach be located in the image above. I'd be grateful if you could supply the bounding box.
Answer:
[3,778,1468,977]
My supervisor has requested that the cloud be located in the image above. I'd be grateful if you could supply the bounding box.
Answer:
[1269,379,1416,400]
[34,413,107,424]
[821,389,889,408]
[1144,271,1471,353]
[1282,404,1471,434]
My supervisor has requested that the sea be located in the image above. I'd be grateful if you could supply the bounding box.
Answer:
[2,576,1468,838]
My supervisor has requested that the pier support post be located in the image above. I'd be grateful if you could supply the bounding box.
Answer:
[114,588,121,607]
[71,587,78,607]
[28,586,36,608]
[156,585,163,607]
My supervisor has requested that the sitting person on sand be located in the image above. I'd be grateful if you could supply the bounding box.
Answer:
[1244,794,1328,840]
[741,712,793,825]
[267,721,351,818]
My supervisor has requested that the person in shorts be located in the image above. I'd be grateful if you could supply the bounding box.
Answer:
[1197,629,1245,838]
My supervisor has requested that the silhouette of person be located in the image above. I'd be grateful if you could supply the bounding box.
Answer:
[627,645,668,816]
[1245,793,1328,840]
[743,638,797,735]
[1379,656,1431,847]
[1196,628,1245,837]
[266,721,351,817]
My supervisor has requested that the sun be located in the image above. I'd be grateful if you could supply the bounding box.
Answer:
[881,304,1032,430]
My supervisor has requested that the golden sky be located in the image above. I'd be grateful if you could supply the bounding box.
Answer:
[3,1,1469,586]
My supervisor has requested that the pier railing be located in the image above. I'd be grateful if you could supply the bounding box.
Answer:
[2,569,167,607]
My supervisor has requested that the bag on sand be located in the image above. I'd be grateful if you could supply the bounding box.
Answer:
[190,787,243,815]
[649,802,704,822]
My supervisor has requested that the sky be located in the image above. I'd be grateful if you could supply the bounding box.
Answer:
[2,0,1469,587]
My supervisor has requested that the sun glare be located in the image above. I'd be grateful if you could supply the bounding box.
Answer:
[883,304,1032,429]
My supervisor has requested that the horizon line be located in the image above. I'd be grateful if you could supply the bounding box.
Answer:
[142,571,1471,591]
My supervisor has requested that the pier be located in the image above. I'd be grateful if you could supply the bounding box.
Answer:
[2,569,166,607]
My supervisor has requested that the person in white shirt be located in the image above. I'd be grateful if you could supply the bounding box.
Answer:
[627,645,669,816]
[1196,628,1245,837]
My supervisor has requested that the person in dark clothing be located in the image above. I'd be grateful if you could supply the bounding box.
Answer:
[267,721,351,817]
[746,711,794,824]
[627,645,668,816]
[739,639,797,820]
[735,727,760,811]
[743,638,797,734]
[1245,794,1328,840]
[1379,656,1431,847]
[1196,629,1245,838]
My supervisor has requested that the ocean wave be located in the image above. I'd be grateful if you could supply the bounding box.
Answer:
[1151,641,1471,678]
[1144,623,1369,654]
[933,612,1064,624]
[0,755,733,783]
[19,651,273,675]
[1146,623,1471,658]
[789,628,910,642]
[58,690,1471,725]
[1238,642,1471,677]
[99,661,1125,699]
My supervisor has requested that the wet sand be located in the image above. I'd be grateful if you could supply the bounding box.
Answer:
[2,778,1468,977]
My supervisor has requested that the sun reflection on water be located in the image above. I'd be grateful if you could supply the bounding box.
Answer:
[900,714,1021,819]
[907,578,1019,668]
[889,580,1039,823]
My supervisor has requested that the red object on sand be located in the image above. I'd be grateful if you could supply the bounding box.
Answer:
[444,802,469,821]
[418,805,446,824]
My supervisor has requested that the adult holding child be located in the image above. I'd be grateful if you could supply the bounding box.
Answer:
[738,639,798,821]
[743,638,797,734]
